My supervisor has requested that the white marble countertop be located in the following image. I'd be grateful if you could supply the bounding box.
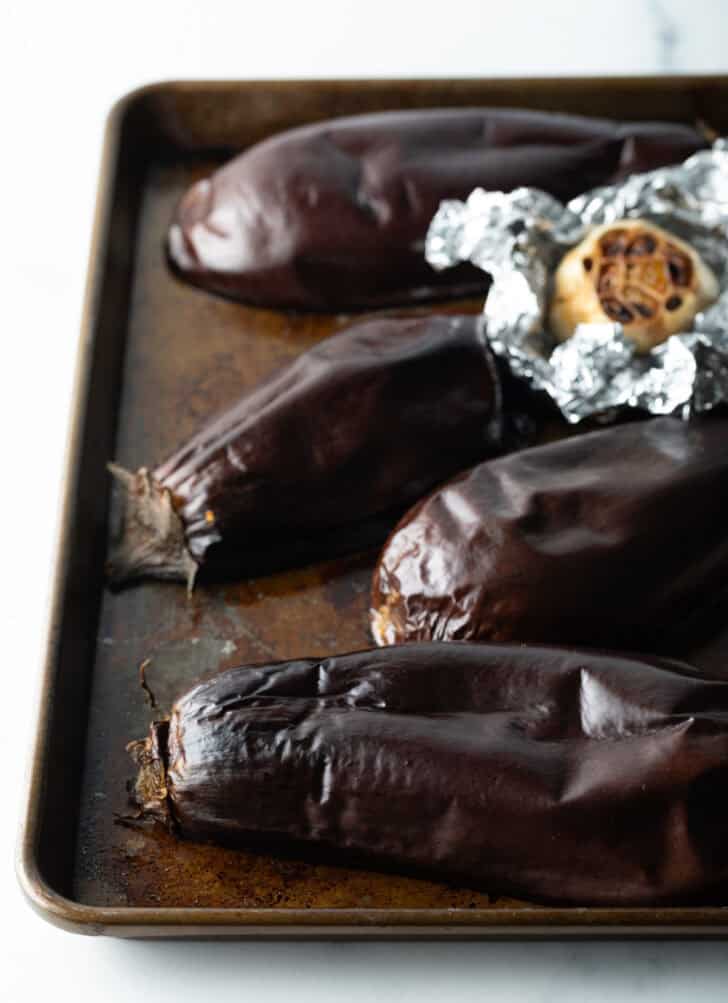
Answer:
[3,1,728,1000]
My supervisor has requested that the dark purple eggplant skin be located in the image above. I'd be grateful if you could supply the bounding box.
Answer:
[107,313,504,588]
[167,108,706,311]
[129,641,728,905]
[371,417,728,652]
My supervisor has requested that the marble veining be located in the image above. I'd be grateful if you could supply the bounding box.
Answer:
[649,0,680,70]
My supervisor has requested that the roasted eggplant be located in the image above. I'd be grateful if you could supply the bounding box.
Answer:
[129,641,728,905]
[168,108,706,310]
[371,417,728,650]
[108,313,504,589]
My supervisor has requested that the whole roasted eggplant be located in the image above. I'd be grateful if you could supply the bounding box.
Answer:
[371,417,728,650]
[108,313,504,589]
[128,641,728,905]
[168,108,706,310]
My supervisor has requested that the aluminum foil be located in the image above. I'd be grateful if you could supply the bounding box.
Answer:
[425,141,728,423]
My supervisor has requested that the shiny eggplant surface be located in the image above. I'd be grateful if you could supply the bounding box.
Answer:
[167,108,705,311]
[108,314,503,589]
[371,417,728,650]
[129,641,728,905]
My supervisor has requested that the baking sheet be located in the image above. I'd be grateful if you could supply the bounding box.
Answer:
[18,77,728,937]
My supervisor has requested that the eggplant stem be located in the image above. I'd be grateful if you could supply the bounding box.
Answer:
[126,723,173,830]
[106,464,198,593]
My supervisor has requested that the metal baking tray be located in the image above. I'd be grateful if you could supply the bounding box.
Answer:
[17,77,728,938]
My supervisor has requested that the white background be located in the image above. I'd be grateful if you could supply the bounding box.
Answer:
[3,1,728,999]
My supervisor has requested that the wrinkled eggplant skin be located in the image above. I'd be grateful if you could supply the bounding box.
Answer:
[156,314,503,579]
[371,417,728,651]
[134,642,728,905]
[167,108,705,311]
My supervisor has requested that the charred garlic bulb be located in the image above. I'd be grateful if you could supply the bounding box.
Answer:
[549,219,719,352]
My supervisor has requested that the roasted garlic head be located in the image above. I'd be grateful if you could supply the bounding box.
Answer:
[549,219,719,352]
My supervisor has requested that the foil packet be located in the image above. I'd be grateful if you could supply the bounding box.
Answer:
[425,141,728,423]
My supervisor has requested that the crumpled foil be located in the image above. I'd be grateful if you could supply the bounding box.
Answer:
[425,140,728,423]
